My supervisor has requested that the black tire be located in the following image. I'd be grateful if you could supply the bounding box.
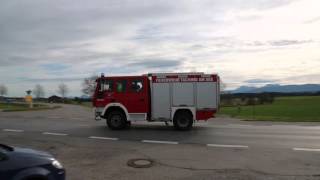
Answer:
[173,111,193,130]
[107,110,126,130]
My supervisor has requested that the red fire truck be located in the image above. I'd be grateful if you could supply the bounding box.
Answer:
[93,72,220,130]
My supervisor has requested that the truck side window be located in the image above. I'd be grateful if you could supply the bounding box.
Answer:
[131,80,143,92]
[100,80,113,92]
[116,80,127,93]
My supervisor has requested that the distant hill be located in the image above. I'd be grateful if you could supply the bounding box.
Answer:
[231,84,320,93]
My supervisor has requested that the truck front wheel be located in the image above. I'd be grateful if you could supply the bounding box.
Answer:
[107,111,126,130]
[173,111,193,130]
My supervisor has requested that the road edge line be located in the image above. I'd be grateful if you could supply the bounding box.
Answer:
[142,140,178,145]
[89,136,119,141]
[207,144,249,148]
[293,147,320,152]
[3,129,24,132]
[42,132,68,136]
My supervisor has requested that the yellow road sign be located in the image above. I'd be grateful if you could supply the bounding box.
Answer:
[25,95,33,103]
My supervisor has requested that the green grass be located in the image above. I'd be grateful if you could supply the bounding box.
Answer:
[0,103,61,112]
[62,100,93,108]
[218,96,320,122]
[79,102,93,108]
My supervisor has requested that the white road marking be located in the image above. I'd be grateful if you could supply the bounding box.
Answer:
[142,140,178,145]
[293,148,320,152]
[207,144,249,148]
[43,132,68,136]
[89,136,119,141]
[3,129,24,132]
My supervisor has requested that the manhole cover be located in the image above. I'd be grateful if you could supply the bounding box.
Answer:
[127,158,154,168]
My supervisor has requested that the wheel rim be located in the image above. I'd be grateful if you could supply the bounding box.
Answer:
[110,114,122,127]
[177,117,189,127]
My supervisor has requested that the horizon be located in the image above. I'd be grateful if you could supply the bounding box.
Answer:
[2,82,320,98]
[1,0,320,97]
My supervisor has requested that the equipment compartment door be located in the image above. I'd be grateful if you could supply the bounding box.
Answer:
[172,83,194,106]
[196,82,217,109]
[152,83,171,119]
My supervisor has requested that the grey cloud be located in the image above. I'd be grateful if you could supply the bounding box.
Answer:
[0,0,178,66]
[0,0,315,96]
[189,44,206,50]
[0,0,296,64]
[128,59,183,69]
[19,77,83,82]
[245,40,314,47]
[244,79,277,84]
[246,41,266,47]
[185,38,316,59]
[246,0,294,9]
[0,0,176,43]
[1,55,36,66]
[282,73,320,83]
[0,0,295,46]
[203,0,294,11]
[269,40,313,46]
[132,24,164,41]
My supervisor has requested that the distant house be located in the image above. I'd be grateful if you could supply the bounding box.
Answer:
[48,95,63,103]
[0,97,24,103]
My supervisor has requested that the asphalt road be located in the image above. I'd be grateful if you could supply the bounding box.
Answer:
[1,104,320,180]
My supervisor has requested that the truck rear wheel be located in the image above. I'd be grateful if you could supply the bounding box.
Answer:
[107,110,126,130]
[173,111,193,130]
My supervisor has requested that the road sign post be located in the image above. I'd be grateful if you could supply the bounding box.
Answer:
[25,90,33,108]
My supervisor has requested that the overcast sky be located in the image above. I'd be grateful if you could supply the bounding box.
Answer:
[1,0,320,97]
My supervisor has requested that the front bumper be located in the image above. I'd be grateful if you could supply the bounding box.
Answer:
[49,169,66,180]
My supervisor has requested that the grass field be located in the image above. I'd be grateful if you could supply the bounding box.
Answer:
[0,103,60,112]
[79,102,93,108]
[218,96,320,122]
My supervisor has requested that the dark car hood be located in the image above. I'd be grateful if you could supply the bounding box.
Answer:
[0,147,54,172]
[12,147,53,158]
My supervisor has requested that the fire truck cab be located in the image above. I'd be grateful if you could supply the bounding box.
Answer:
[93,72,220,130]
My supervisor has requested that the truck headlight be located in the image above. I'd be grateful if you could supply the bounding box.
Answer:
[52,159,63,169]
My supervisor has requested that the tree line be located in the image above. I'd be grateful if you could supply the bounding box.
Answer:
[220,91,320,107]
[0,83,69,99]
[0,75,97,100]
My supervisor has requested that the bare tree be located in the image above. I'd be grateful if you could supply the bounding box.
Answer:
[57,83,69,99]
[0,84,8,96]
[82,75,98,96]
[33,84,45,99]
